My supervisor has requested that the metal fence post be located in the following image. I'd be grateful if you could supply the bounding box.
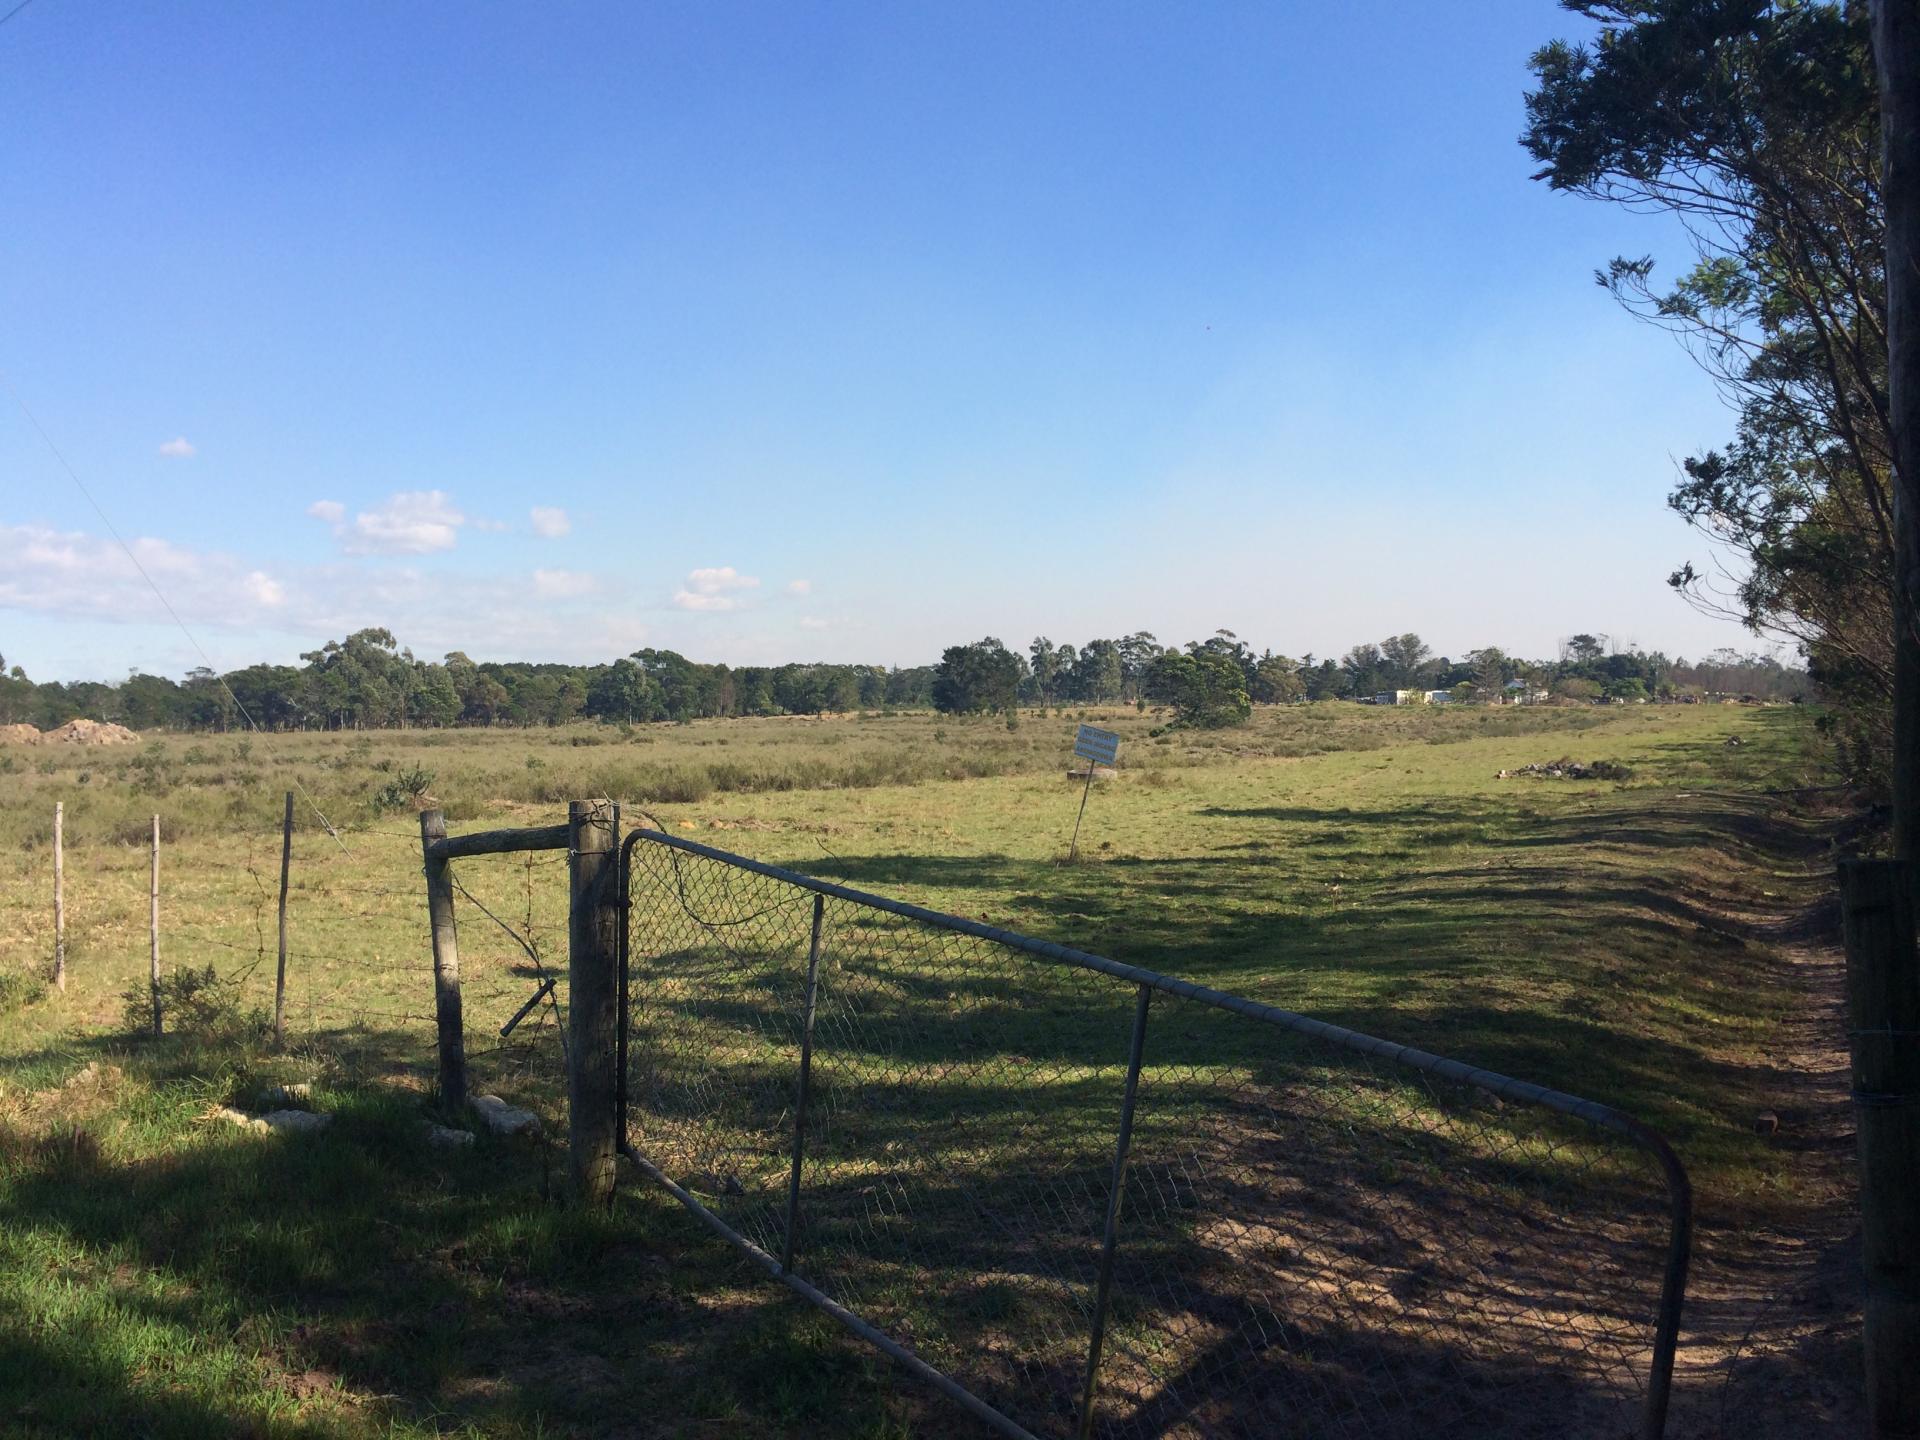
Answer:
[1077,982,1153,1439]
[419,808,467,1112]
[569,798,621,1206]
[782,892,827,1272]
[617,839,633,1146]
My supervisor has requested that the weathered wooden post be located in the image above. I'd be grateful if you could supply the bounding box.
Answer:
[149,814,162,1036]
[273,791,293,1046]
[419,808,467,1112]
[52,800,64,991]
[568,798,620,1206]
[1841,858,1920,1438]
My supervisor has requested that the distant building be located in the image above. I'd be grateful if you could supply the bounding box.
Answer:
[1374,690,1424,706]
[1502,680,1550,706]
[1425,689,1454,704]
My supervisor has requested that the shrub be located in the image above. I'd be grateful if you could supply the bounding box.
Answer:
[371,764,435,812]
[121,963,265,1040]
[0,970,47,1013]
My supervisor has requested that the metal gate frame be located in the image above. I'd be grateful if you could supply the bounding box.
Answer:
[614,826,1693,1440]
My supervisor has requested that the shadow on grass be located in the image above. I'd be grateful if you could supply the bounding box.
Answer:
[0,1022,952,1440]
[625,955,1680,1440]
[764,783,1832,1172]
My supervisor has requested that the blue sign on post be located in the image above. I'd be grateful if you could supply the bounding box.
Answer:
[1067,725,1120,861]
[1073,724,1121,768]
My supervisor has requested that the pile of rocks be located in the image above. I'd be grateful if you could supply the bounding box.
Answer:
[1495,757,1635,781]
[208,1081,545,1151]
[213,1082,334,1135]
[428,1094,542,1147]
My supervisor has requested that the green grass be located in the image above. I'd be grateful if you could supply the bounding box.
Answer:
[0,700,1838,1435]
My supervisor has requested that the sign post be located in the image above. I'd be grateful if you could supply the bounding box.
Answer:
[1067,724,1121,862]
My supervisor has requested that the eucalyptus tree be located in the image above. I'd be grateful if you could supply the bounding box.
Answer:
[1526,0,1893,780]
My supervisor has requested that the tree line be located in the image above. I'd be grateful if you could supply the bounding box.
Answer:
[931,632,1806,728]
[0,630,936,732]
[0,628,1803,734]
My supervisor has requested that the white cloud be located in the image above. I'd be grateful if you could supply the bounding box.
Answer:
[157,437,196,459]
[672,589,742,612]
[300,563,652,663]
[786,579,812,596]
[684,566,758,595]
[246,571,286,607]
[469,515,510,533]
[533,568,595,599]
[671,565,760,614]
[0,523,286,626]
[798,616,830,630]
[530,506,571,538]
[306,500,345,523]
[0,521,667,668]
[344,490,465,555]
[126,535,204,580]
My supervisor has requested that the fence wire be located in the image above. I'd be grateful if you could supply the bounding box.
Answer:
[5,813,570,1105]
[621,830,1690,1440]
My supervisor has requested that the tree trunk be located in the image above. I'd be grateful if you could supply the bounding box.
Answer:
[1874,0,1920,861]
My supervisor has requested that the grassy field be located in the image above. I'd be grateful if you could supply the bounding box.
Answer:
[0,701,1842,1437]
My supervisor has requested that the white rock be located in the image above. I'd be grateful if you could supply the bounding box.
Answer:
[471,1093,541,1137]
[260,1109,333,1134]
[425,1123,475,1148]
[256,1083,313,1108]
[214,1106,268,1133]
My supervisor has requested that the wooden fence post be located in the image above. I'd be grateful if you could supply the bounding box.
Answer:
[149,815,162,1036]
[568,798,620,1206]
[420,808,467,1112]
[52,800,64,991]
[274,791,293,1046]
[1840,858,1920,1438]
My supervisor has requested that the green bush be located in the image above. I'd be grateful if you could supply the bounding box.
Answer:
[120,963,265,1040]
[0,970,47,1014]
[371,764,435,812]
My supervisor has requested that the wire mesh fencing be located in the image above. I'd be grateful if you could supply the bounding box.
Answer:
[620,830,1691,1440]
[1,806,570,1103]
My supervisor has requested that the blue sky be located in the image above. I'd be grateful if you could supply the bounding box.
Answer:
[1,2,1767,682]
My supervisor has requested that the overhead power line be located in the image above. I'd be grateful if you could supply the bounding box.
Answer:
[0,0,42,33]
[2,372,352,852]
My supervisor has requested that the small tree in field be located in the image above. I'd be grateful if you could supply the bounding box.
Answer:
[1145,647,1251,729]
[932,638,1024,715]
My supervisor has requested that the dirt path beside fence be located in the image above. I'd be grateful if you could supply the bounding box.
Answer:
[1664,807,1864,1440]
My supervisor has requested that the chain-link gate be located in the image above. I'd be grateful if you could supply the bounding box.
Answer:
[617,828,1691,1440]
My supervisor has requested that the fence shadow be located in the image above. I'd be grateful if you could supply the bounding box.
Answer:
[0,1017,965,1439]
